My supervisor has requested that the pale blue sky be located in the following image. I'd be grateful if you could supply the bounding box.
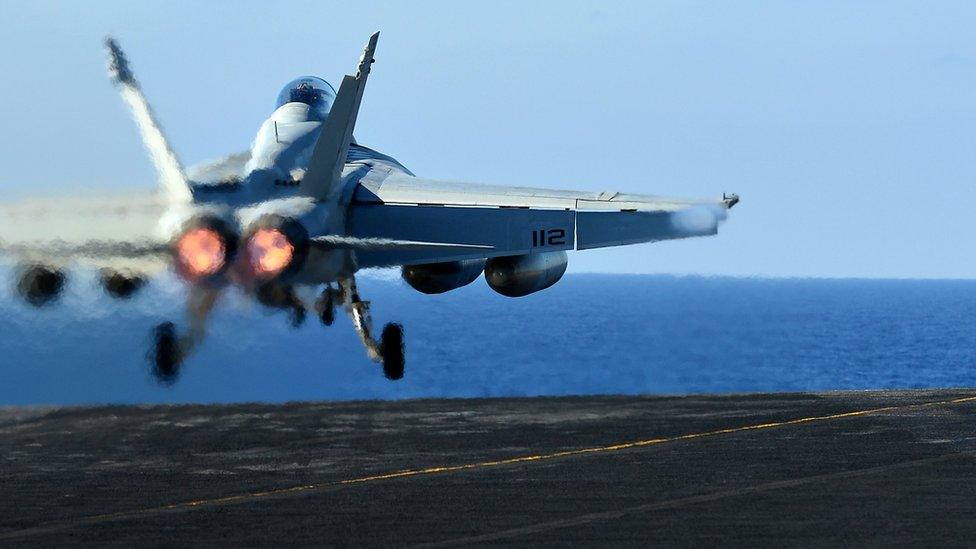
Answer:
[1,1,974,278]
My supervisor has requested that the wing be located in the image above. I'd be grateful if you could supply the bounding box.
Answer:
[105,38,192,203]
[1,40,237,274]
[346,174,738,268]
[0,193,170,273]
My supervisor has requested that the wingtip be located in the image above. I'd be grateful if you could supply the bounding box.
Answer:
[722,193,740,209]
[356,32,380,77]
[366,31,379,52]
[104,36,133,85]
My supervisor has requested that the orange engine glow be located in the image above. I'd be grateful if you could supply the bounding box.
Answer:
[176,228,227,278]
[247,228,295,278]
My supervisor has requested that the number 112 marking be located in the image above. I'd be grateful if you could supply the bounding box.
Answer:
[532,228,566,247]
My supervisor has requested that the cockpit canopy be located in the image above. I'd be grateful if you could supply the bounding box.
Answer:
[274,76,336,121]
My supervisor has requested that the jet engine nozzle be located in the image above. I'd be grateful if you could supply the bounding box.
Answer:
[242,215,309,280]
[172,216,238,282]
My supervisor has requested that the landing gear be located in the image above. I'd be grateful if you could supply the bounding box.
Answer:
[340,276,406,381]
[148,286,222,385]
[151,322,181,384]
[316,285,337,326]
[380,323,405,380]
[255,282,306,328]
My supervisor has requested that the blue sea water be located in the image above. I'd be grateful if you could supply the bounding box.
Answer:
[2,273,976,405]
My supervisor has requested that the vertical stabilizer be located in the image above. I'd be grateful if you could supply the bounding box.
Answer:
[298,32,379,202]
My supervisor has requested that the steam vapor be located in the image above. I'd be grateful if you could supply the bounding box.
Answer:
[669,205,729,237]
[187,152,252,185]
[312,235,492,250]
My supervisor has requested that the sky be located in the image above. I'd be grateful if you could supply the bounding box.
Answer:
[1,1,974,278]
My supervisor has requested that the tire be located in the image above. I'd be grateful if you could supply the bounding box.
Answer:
[151,322,181,384]
[380,323,405,380]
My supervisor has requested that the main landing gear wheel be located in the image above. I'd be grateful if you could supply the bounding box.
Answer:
[339,275,405,381]
[151,322,182,384]
[380,323,405,380]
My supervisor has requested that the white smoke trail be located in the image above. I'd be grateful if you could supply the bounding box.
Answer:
[669,204,729,237]
[312,235,493,250]
[105,38,192,203]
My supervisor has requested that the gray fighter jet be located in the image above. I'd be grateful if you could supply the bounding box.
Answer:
[0,33,738,382]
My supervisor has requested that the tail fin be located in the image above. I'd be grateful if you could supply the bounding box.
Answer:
[298,32,379,202]
[105,38,192,203]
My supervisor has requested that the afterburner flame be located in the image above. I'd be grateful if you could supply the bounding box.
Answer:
[247,228,295,278]
[176,228,226,278]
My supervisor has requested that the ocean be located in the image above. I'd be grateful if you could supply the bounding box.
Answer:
[2,272,976,405]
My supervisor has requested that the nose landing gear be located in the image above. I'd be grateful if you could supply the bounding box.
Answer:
[145,277,403,384]
[255,283,306,328]
[316,285,337,326]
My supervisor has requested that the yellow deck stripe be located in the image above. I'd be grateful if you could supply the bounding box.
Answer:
[413,451,975,548]
[3,394,975,539]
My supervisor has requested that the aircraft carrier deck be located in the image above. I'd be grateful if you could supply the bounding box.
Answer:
[3,389,976,546]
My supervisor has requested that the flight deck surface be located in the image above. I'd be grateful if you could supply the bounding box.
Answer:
[3,389,976,546]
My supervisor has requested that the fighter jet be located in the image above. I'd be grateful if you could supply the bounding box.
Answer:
[0,33,738,383]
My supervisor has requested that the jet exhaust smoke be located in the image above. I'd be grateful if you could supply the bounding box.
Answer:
[105,38,191,203]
